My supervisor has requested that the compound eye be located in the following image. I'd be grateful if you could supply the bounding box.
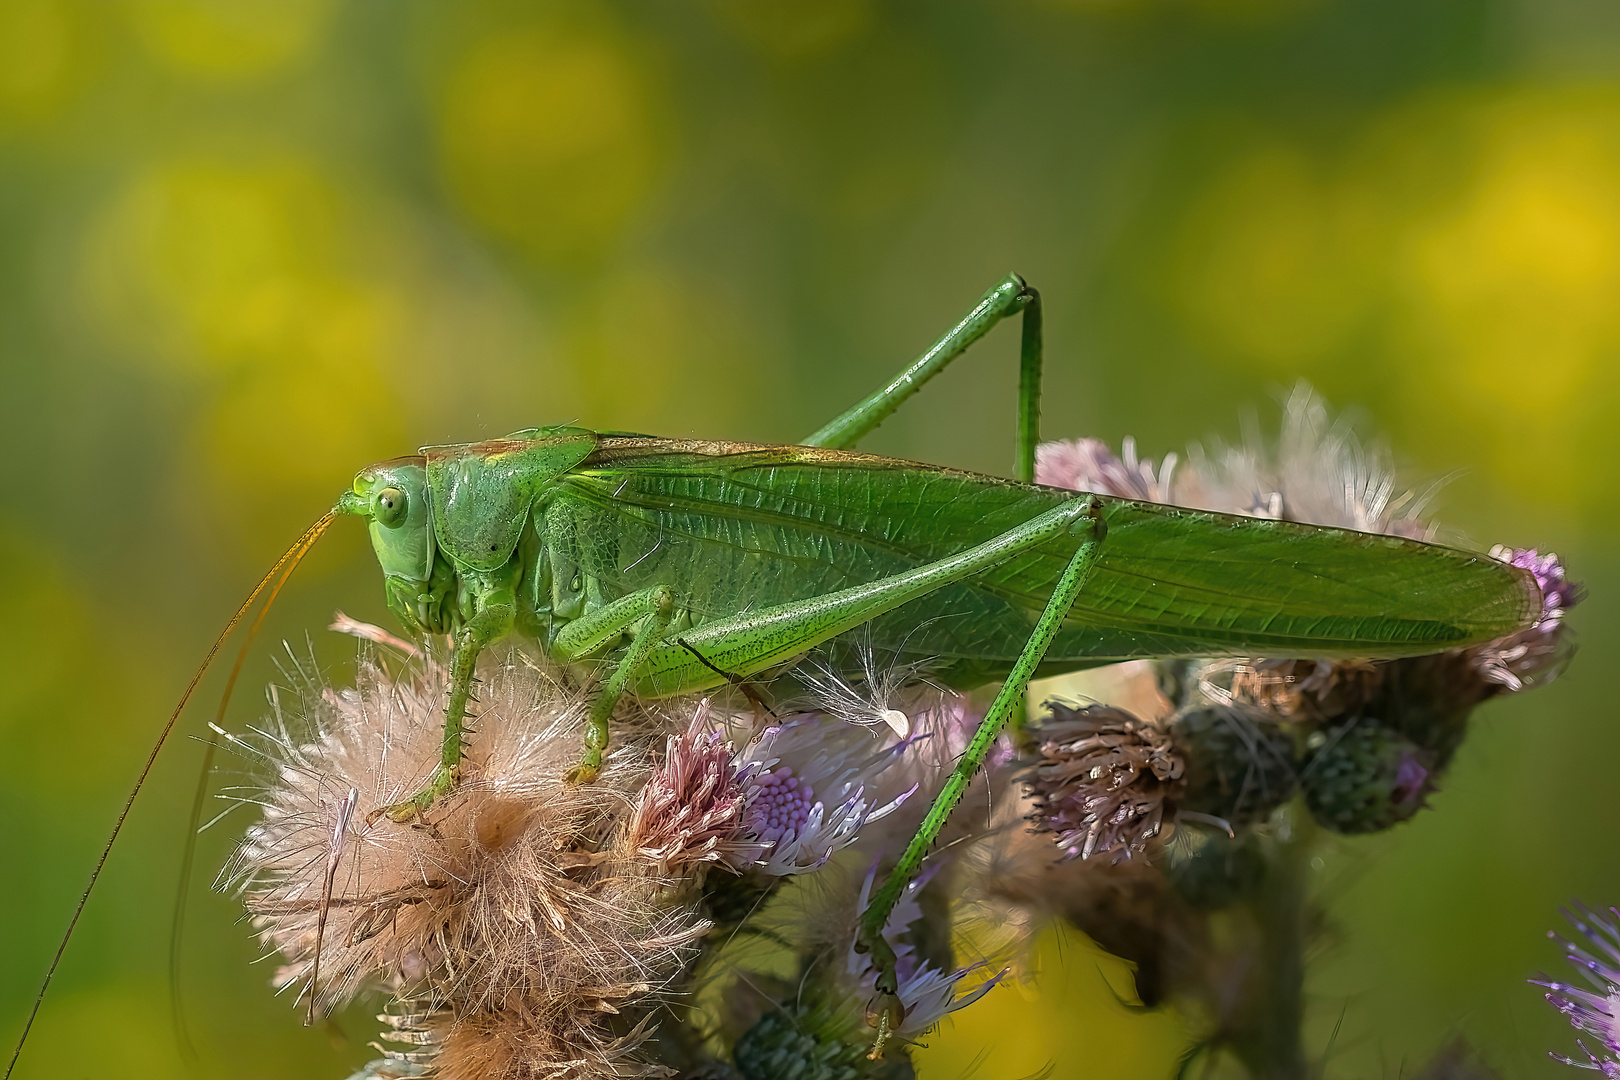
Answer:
[373,486,408,528]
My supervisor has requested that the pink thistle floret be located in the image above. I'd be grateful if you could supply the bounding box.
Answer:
[1473,546,1584,693]
[1036,384,1438,538]
[1495,546,1583,629]
[1035,436,1177,502]
[625,702,751,873]
[1533,903,1620,1076]
[1391,751,1431,811]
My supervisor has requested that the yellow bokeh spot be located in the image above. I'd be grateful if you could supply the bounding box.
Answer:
[438,28,662,263]
[86,157,355,373]
[124,0,332,81]
[1405,101,1620,401]
[81,156,412,542]
[1394,91,1620,500]
[196,338,406,552]
[915,921,1186,1079]
[0,0,95,128]
[1175,144,1371,372]
[1165,92,1620,509]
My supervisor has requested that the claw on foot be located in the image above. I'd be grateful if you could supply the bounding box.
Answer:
[565,745,604,785]
[865,991,905,1060]
[367,764,458,824]
[563,762,602,785]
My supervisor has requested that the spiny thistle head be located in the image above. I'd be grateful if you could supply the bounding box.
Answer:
[1534,903,1620,1078]
[1025,702,1185,863]
[1037,382,1437,537]
[1299,718,1435,834]
[223,626,1012,1079]
[718,862,1002,1078]
[357,1003,673,1080]
[1170,704,1297,825]
[221,644,711,1076]
[733,997,915,1080]
[731,711,920,876]
[625,702,752,873]
[1470,545,1582,693]
[1215,658,1386,725]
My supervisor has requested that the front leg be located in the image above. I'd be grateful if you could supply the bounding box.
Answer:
[375,583,516,823]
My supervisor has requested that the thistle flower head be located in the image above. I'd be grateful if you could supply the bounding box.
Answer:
[1469,546,1583,693]
[1037,386,1580,806]
[1170,704,1297,825]
[719,857,1001,1078]
[1025,702,1185,863]
[1501,547,1584,621]
[1300,718,1435,834]
[1035,436,1178,502]
[435,1008,673,1079]
[357,1002,674,1080]
[733,715,917,876]
[1208,657,1386,725]
[1036,383,1436,538]
[221,642,710,1077]
[1534,903,1620,1077]
[732,998,914,1080]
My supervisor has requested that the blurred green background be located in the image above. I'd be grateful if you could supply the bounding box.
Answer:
[0,1,1615,1077]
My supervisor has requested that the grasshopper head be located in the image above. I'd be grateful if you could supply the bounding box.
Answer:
[337,457,436,585]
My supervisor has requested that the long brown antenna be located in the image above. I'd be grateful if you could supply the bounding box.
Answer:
[5,510,336,1080]
[169,516,329,1057]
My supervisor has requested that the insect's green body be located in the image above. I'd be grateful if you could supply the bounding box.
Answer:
[347,432,1537,701]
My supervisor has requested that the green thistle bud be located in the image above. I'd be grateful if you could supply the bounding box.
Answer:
[1171,706,1297,825]
[734,999,915,1080]
[1301,719,1435,834]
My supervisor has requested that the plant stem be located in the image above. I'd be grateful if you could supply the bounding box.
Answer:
[1229,808,1313,1080]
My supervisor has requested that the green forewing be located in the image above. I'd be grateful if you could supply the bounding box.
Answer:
[552,438,1540,683]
